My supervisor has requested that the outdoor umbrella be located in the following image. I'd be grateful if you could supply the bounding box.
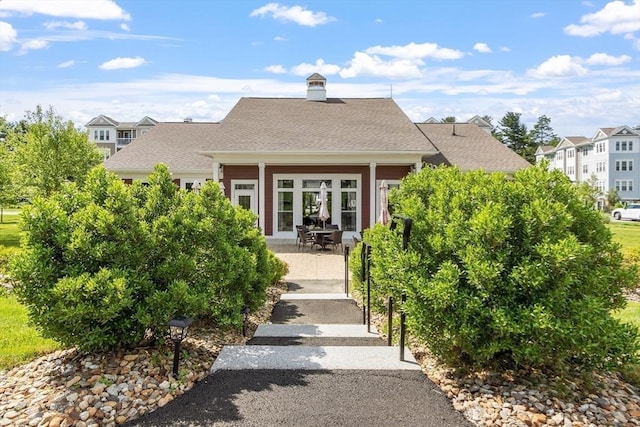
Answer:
[191,180,201,193]
[319,181,330,229]
[379,180,390,225]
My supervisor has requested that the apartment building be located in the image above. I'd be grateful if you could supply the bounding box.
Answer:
[86,115,158,159]
[535,126,640,203]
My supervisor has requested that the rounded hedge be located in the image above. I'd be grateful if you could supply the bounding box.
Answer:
[352,165,639,372]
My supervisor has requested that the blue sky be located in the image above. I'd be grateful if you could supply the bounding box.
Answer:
[0,0,639,137]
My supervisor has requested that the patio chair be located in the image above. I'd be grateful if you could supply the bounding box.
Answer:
[297,228,316,251]
[325,229,344,253]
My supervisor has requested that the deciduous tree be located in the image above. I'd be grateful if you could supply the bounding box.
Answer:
[13,105,101,198]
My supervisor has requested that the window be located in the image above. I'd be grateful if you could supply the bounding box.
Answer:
[615,180,634,192]
[99,130,105,141]
[567,149,574,159]
[556,151,564,160]
[583,164,588,174]
[630,141,634,151]
[596,142,606,153]
[622,141,628,151]
[616,160,634,171]
[596,162,606,172]
[105,130,110,141]
[567,166,575,175]
[94,130,98,140]
[616,141,621,151]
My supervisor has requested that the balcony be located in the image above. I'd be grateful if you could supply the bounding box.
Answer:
[117,137,133,146]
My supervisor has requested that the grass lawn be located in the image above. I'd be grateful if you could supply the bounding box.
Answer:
[614,301,640,326]
[0,293,61,370]
[608,219,640,251]
[0,209,21,249]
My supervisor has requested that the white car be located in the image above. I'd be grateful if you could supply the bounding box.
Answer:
[612,204,640,221]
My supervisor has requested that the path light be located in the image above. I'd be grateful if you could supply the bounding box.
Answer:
[242,306,251,337]
[168,317,193,378]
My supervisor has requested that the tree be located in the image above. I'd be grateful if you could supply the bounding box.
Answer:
[441,116,456,123]
[529,115,560,147]
[13,105,102,198]
[607,188,622,210]
[495,112,535,163]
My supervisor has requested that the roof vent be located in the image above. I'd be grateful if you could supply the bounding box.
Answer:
[183,117,193,123]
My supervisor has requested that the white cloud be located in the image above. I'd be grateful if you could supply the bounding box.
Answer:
[586,52,631,65]
[0,0,131,20]
[265,64,287,74]
[99,56,146,70]
[19,39,49,54]
[500,46,511,52]
[57,59,75,68]
[527,55,589,78]
[250,3,334,27]
[120,23,130,32]
[273,35,286,41]
[375,18,383,24]
[291,58,341,76]
[340,52,424,79]
[473,42,492,53]
[0,21,17,51]
[564,0,640,37]
[44,20,87,30]
[365,42,465,61]
[531,12,546,18]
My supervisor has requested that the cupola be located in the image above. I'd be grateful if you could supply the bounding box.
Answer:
[306,73,327,101]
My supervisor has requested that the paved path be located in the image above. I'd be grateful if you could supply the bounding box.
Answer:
[126,241,471,426]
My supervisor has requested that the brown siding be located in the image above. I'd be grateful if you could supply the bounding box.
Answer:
[376,165,411,180]
[221,165,259,197]
[122,178,133,185]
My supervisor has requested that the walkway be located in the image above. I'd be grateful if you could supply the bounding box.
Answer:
[126,240,471,426]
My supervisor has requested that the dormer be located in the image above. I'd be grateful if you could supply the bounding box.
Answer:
[306,73,327,101]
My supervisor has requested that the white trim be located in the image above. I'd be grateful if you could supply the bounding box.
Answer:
[231,179,259,222]
[202,152,427,165]
[258,163,266,234]
[369,163,376,228]
[272,174,361,239]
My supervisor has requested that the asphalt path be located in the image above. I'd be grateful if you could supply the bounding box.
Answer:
[125,369,472,427]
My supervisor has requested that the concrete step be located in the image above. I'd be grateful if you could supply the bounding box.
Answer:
[247,336,386,346]
[253,324,378,338]
[210,345,420,372]
[270,299,364,324]
[249,324,383,346]
[280,293,351,300]
[286,279,345,294]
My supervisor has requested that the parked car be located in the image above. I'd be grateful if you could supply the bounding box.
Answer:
[611,204,640,221]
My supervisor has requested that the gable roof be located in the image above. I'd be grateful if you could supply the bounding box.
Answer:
[535,145,556,155]
[104,122,219,171]
[210,97,436,153]
[86,114,118,127]
[417,123,530,173]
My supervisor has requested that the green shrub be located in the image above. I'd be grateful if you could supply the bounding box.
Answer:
[12,164,286,352]
[354,165,639,372]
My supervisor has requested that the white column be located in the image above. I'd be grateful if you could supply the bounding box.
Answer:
[414,161,422,172]
[369,162,376,228]
[212,161,220,182]
[258,162,266,235]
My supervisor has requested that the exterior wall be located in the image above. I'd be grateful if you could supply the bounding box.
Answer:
[607,136,640,201]
[212,164,412,236]
[221,165,259,197]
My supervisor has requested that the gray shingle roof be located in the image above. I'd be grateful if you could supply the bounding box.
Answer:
[417,123,530,173]
[213,97,436,153]
[104,122,218,171]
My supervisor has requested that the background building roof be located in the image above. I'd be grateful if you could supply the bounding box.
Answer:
[418,123,531,173]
